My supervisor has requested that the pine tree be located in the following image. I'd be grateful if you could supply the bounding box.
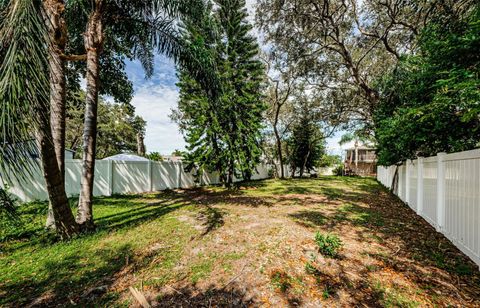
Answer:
[174,0,266,186]
[288,106,326,177]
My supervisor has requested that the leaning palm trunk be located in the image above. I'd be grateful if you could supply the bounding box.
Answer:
[77,1,104,229]
[36,123,79,238]
[43,0,68,229]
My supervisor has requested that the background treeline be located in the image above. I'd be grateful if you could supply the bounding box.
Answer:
[256,0,480,166]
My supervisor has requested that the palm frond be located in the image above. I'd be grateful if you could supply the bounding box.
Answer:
[109,0,221,96]
[0,0,50,178]
[151,0,206,19]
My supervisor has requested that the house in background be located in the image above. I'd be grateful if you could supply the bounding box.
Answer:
[344,143,377,176]
[163,155,183,163]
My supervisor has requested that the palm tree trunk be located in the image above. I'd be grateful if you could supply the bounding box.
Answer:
[46,50,67,229]
[43,0,67,229]
[36,115,78,239]
[77,3,103,229]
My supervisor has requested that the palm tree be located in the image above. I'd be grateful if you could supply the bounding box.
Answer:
[0,0,78,238]
[67,0,219,228]
[0,0,218,234]
[43,0,70,229]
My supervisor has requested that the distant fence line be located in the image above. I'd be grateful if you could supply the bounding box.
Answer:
[377,148,480,268]
[1,160,285,203]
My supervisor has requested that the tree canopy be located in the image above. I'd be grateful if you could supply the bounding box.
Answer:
[374,5,480,165]
[65,91,146,159]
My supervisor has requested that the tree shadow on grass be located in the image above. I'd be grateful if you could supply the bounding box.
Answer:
[186,188,275,208]
[196,205,225,236]
[154,283,255,307]
[1,194,191,254]
[289,179,480,305]
[94,199,182,231]
[1,244,134,307]
[289,210,327,228]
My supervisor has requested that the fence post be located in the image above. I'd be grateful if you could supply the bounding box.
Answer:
[436,152,446,231]
[398,165,403,198]
[148,160,152,192]
[417,157,424,215]
[108,160,114,196]
[178,162,182,189]
[405,160,410,205]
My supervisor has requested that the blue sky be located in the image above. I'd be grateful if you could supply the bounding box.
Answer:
[125,0,349,157]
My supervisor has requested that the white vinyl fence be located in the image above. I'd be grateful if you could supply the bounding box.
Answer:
[377,148,480,267]
[0,160,275,202]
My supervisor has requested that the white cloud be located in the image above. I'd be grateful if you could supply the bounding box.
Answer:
[326,130,348,158]
[130,83,186,155]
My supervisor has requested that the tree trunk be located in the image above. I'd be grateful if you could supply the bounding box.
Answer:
[273,105,284,179]
[36,115,78,239]
[300,148,311,178]
[137,133,146,156]
[227,163,234,188]
[43,0,68,229]
[77,3,103,229]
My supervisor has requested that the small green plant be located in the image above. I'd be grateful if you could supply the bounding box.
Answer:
[270,270,292,293]
[314,232,342,258]
[322,284,333,299]
[305,261,318,275]
[0,186,22,241]
[0,186,18,219]
[333,165,344,176]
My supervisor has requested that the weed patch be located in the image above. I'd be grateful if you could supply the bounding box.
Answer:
[270,270,293,293]
[314,232,342,258]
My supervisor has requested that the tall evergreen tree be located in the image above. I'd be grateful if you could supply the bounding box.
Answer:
[288,105,326,177]
[174,0,266,186]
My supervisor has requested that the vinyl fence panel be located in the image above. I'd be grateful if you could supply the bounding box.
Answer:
[378,149,480,268]
[408,160,418,211]
[1,160,282,203]
[113,161,150,194]
[422,157,437,226]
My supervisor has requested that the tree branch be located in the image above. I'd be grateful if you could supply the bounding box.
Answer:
[60,53,87,61]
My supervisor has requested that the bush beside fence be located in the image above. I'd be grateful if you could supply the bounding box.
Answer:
[377,148,480,268]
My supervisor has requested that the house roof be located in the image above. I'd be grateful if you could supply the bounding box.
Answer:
[103,154,149,161]
[163,155,183,162]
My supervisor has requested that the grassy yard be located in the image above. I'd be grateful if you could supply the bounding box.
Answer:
[1,177,479,307]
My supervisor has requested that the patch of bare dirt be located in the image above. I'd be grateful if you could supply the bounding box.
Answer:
[118,180,480,307]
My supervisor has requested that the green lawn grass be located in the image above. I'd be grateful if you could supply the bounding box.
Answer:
[0,191,196,306]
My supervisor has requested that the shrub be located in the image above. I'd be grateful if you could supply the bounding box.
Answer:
[270,270,292,292]
[314,232,342,258]
[0,187,21,241]
[333,165,344,176]
[0,186,18,220]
